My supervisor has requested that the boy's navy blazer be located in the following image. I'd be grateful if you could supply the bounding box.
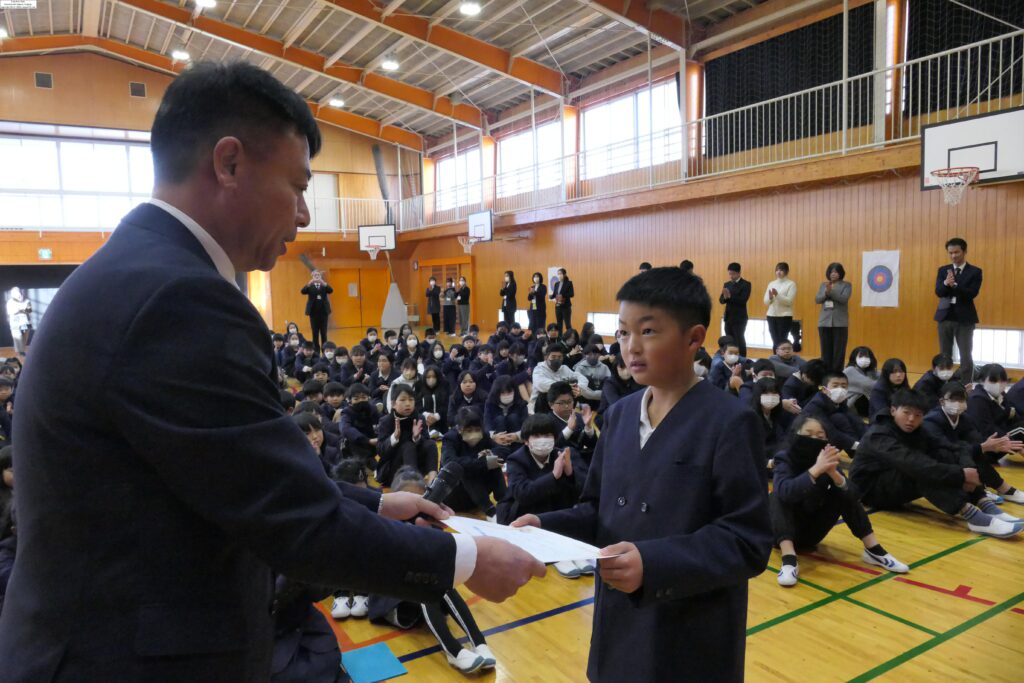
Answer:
[0,203,456,682]
[538,380,772,682]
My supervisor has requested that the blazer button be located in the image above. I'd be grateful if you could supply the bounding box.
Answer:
[641,502,649,513]
[617,496,626,507]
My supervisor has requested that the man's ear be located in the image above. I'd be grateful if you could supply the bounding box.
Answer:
[211,136,244,188]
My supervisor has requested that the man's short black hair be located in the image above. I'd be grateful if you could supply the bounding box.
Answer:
[547,381,574,405]
[639,262,652,270]
[945,237,968,251]
[323,381,345,397]
[891,389,930,413]
[616,267,712,330]
[727,262,741,272]
[151,61,321,184]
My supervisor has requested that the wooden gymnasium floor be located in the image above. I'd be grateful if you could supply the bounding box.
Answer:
[316,327,1024,682]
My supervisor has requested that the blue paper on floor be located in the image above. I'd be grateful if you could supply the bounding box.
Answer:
[341,642,407,683]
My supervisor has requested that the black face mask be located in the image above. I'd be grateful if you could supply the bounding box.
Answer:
[790,435,828,470]
[352,402,372,415]
[548,359,563,372]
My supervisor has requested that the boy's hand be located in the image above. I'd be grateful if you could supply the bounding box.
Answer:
[782,398,802,415]
[510,514,541,529]
[598,542,643,594]
[552,453,565,479]
[560,448,573,476]
[580,404,593,426]
[393,419,402,440]
[412,419,423,442]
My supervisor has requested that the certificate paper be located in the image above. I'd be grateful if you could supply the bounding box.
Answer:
[443,516,617,564]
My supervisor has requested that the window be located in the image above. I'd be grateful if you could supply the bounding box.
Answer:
[495,309,531,329]
[719,319,773,350]
[0,138,61,190]
[60,141,130,193]
[496,120,562,197]
[587,312,619,337]
[637,81,683,167]
[436,146,481,210]
[954,328,1024,369]
[301,172,339,231]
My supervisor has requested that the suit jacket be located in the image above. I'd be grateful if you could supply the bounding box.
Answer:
[527,283,547,313]
[549,279,574,306]
[719,278,751,321]
[301,282,333,316]
[539,381,771,682]
[425,285,441,315]
[500,282,517,311]
[814,280,852,327]
[0,203,455,683]
[933,263,982,325]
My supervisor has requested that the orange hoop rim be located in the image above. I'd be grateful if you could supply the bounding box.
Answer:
[931,166,979,182]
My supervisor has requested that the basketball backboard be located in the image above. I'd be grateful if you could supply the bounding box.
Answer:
[921,107,1024,191]
[358,224,396,252]
[468,210,493,242]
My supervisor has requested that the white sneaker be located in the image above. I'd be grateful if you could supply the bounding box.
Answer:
[349,595,369,618]
[861,549,909,574]
[573,559,597,575]
[330,596,351,619]
[554,560,582,579]
[446,648,486,673]
[485,513,497,524]
[473,644,497,669]
[967,516,1023,538]
[777,564,799,587]
[1001,488,1024,504]
[986,507,1024,523]
[984,490,1005,504]
[429,429,442,440]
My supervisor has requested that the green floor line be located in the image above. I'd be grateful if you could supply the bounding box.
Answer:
[749,537,986,637]
[847,590,1024,682]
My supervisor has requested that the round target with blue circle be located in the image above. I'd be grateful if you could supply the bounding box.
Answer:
[867,265,894,293]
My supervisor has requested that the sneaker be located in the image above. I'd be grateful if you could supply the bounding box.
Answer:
[967,516,1023,538]
[446,648,486,673]
[861,549,909,574]
[986,508,1024,524]
[1001,488,1024,505]
[349,595,369,618]
[473,644,497,669]
[984,490,1005,504]
[554,560,582,579]
[330,596,351,619]
[429,429,442,440]
[777,564,799,587]
[573,559,597,575]
[485,513,497,524]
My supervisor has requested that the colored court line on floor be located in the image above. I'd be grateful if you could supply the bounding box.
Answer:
[847,590,1024,682]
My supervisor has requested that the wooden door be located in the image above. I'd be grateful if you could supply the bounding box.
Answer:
[358,268,390,330]
[328,268,363,330]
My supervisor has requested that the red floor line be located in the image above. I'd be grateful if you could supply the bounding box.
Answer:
[314,602,357,649]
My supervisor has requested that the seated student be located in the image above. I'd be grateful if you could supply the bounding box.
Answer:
[310,364,331,389]
[844,346,880,417]
[768,340,805,380]
[529,343,591,413]
[693,347,712,380]
[448,370,486,420]
[495,342,531,400]
[338,384,380,469]
[282,333,301,374]
[420,329,439,358]
[322,343,346,380]
[375,385,437,485]
[851,389,1022,538]
[561,329,584,370]
[442,344,468,390]
[494,341,511,368]
[297,380,324,405]
[0,446,13,541]
[426,341,447,369]
[709,334,735,372]
[358,327,379,354]
[543,381,598,463]
[364,467,497,674]
[772,415,908,587]
[575,344,611,409]
[469,344,498,395]
[923,381,1024,500]
[368,353,399,406]
[484,376,528,458]
[869,358,909,421]
[293,341,320,382]
[388,358,422,408]
[749,378,795,466]
[278,390,297,416]
[913,354,958,409]
[487,323,510,348]
[1007,378,1024,416]
[271,333,288,370]
[441,408,507,522]
[462,334,479,361]
[0,380,13,444]
[600,355,642,415]
[782,358,828,408]
[339,344,375,387]
[967,364,1024,439]
[396,332,423,366]
[294,412,340,476]
[320,381,346,426]
[803,372,866,455]
[0,508,13,616]
[736,359,776,402]
[417,366,450,439]
[709,340,749,391]
[381,329,400,359]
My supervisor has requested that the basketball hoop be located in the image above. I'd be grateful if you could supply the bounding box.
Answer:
[458,235,481,254]
[931,167,979,206]
[366,247,381,261]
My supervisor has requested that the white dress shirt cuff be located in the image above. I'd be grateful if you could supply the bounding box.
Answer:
[452,532,478,586]
[390,434,400,447]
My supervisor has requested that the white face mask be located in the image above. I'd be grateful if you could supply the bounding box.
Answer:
[367,334,378,342]
[760,394,781,410]
[387,339,398,348]
[289,339,300,347]
[856,356,871,369]
[462,431,483,447]
[500,393,515,406]
[407,339,418,348]
[433,350,444,359]
[942,401,966,417]
[534,277,541,283]
[693,362,708,377]
[936,369,954,381]
[983,381,1004,398]
[403,371,416,381]
[725,353,740,365]
[324,352,334,360]
[528,437,555,458]
[828,387,849,404]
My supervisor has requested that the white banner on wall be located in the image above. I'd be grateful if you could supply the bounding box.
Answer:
[861,250,900,308]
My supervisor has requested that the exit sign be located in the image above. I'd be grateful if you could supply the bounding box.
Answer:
[38,248,53,261]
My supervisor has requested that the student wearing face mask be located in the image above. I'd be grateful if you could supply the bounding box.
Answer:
[803,373,866,455]
[575,344,611,409]
[376,385,437,485]
[852,389,1022,538]
[499,271,517,326]
[869,358,909,421]
[749,378,795,466]
[442,278,458,336]
[526,272,547,332]
[768,340,805,380]
[417,366,450,438]
[339,345,376,388]
[529,343,591,414]
[781,358,828,408]
[815,262,852,373]
[772,415,908,588]
[427,341,447,369]
[448,371,486,421]
[442,408,506,522]
[709,340,749,391]
[764,262,797,350]
[397,334,423,366]
[923,382,1024,501]
[913,354,959,409]
[693,348,712,380]
[339,384,381,470]
[967,364,1024,440]
[484,377,528,459]
[283,333,302,374]
[383,329,400,357]
[495,342,532,401]
[425,277,441,332]
[600,355,642,414]
[737,359,783,404]
[455,277,471,336]
[359,327,380,354]
[285,321,306,346]
[843,346,879,417]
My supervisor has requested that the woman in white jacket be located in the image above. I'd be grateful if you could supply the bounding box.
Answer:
[764,262,797,350]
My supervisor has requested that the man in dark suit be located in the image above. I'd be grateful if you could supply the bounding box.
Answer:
[0,62,543,683]
[934,237,983,382]
[719,262,751,357]
[301,270,332,355]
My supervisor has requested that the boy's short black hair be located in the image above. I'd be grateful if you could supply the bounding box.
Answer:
[510,342,527,356]
[400,358,418,371]
[0,445,12,472]
[752,359,775,375]
[350,344,366,356]
[931,354,954,369]
[462,335,476,344]
[366,327,378,334]
[301,380,324,395]
[293,411,323,432]
[546,323,560,332]
[301,340,314,349]
[639,261,652,270]
[295,400,319,415]
[547,381,574,404]
[801,359,829,386]
[391,465,426,492]
[546,342,567,357]
[323,341,337,351]
[469,324,480,333]
[425,328,436,336]
[727,262,741,272]
[616,267,712,331]
[939,381,968,401]
[377,351,394,364]
[679,259,694,272]
[695,347,712,369]
[476,344,494,356]
[391,385,417,402]
[497,341,510,352]
[521,414,560,439]
[323,382,345,397]
[456,406,484,429]
[272,333,285,342]
[312,362,330,373]
[384,330,397,340]
[891,389,930,413]
[717,335,734,350]
[822,371,848,385]
[279,390,297,410]
[945,237,968,251]
[0,378,13,389]
[584,344,600,355]
[346,383,370,399]
[331,458,366,485]
[511,322,522,330]
[774,339,793,351]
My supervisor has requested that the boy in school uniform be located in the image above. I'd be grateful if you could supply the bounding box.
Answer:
[709,340,750,391]
[469,344,498,395]
[768,340,805,380]
[913,354,958,409]
[782,358,828,407]
[339,345,375,388]
[293,341,319,383]
[320,381,346,425]
[544,381,599,464]
[803,372,866,454]
[339,384,380,470]
[513,267,772,683]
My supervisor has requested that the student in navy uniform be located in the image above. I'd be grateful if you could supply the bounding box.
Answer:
[396,332,423,366]
[448,370,486,420]
[772,415,908,587]
[294,413,341,477]
[320,381,346,425]
[803,372,866,455]
[269,572,344,683]
[339,384,380,469]
[483,376,527,459]
[417,366,450,438]
[736,358,777,402]
[497,414,587,527]
[300,270,332,355]
[297,380,324,405]
[455,276,471,336]
[513,266,772,683]
[851,389,1022,538]
[499,271,517,326]
[442,408,507,521]
[768,339,805,380]
[376,386,437,484]
[549,268,574,334]
[709,339,747,391]
[495,342,531,400]
[843,346,880,417]
[719,262,751,357]
[358,327,379,353]
[967,364,1024,440]
[913,354,957,409]
[368,353,399,405]
[425,277,441,332]
[869,358,909,421]
[272,333,288,370]
[935,237,983,381]
[339,344,375,387]
[923,381,1024,500]
[749,378,794,466]
[0,446,13,541]
[469,344,498,395]
[1006,378,1024,417]
[388,359,422,408]
[527,272,547,332]
[599,356,641,415]
[544,381,599,463]
[442,344,468,391]
[293,341,320,382]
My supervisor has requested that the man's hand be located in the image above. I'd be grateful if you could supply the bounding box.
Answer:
[379,491,453,528]
[721,287,731,299]
[962,467,982,491]
[598,542,644,594]
[944,269,956,287]
[465,536,546,603]
[510,514,541,529]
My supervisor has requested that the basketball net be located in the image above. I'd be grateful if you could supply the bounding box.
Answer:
[931,167,979,206]
[367,247,381,261]
[458,236,481,254]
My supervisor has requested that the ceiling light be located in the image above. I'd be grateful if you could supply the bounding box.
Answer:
[171,50,191,62]
[328,98,344,108]
[0,27,8,39]
[381,57,399,72]
[459,2,481,16]
[195,0,216,8]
